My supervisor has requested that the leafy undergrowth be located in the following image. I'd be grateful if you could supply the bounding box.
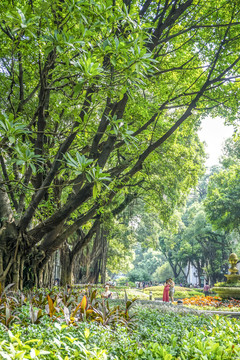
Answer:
[1,286,240,358]
[1,306,240,359]
[143,285,203,299]
[181,296,240,311]
[0,284,137,330]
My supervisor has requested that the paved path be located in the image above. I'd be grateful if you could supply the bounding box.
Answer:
[147,300,240,317]
[110,298,240,318]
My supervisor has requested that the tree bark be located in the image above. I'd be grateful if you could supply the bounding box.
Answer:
[60,242,73,286]
[100,229,108,285]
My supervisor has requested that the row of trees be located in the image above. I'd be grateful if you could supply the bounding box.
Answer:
[159,132,240,285]
[205,138,240,234]
[113,176,223,286]
[1,0,240,288]
[125,168,235,286]
[158,175,232,285]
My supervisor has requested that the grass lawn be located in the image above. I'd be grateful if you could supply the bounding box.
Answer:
[74,285,150,300]
[143,285,203,299]
[74,284,204,300]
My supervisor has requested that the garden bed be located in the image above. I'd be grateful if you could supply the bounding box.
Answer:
[108,298,240,318]
[1,287,240,358]
[175,295,240,317]
[1,305,240,359]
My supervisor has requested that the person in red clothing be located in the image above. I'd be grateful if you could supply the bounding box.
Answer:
[163,279,170,302]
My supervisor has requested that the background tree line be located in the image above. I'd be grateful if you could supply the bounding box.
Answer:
[124,140,240,287]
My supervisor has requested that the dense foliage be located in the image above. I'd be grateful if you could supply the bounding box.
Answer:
[205,138,240,233]
[157,174,232,284]
[0,285,239,358]
[1,0,240,288]
[127,245,164,282]
[1,304,240,359]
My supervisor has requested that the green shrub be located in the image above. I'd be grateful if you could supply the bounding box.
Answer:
[143,286,203,299]
[116,277,128,286]
[0,285,240,359]
[215,281,240,287]
[1,302,240,358]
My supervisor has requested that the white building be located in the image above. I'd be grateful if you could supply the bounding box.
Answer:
[185,263,199,286]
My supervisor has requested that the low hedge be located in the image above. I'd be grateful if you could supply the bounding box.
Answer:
[143,286,203,299]
[215,281,240,287]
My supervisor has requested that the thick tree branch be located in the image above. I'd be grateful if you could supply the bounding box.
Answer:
[19,88,94,232]
[0,156,18,211]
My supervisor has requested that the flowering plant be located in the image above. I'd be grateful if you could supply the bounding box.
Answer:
[182,296,240,308]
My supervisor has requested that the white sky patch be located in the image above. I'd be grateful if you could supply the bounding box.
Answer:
[198,117,234,167]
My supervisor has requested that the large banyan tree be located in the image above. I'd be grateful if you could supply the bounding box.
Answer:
[0,0,240,288]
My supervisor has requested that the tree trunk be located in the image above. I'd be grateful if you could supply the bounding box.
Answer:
[100,229,108,284]
[84,225,109,284]
[73,249,87,284]
[19,257,24,290]
[196,261,203,286]
[41,255,55,288]
[60,242,73,285]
